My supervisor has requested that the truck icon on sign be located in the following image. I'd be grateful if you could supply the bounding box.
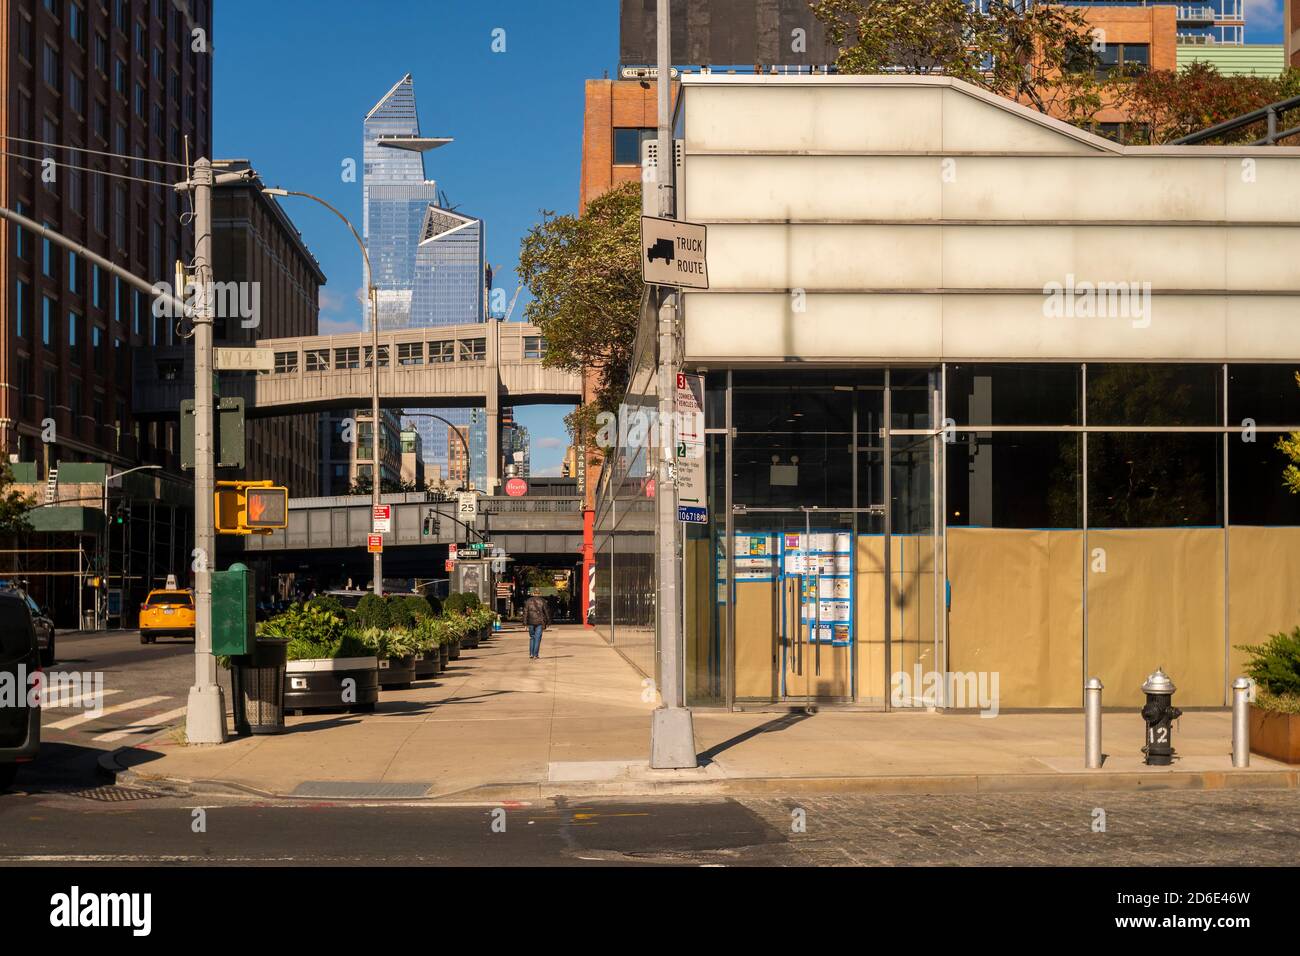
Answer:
[647,237,675,266]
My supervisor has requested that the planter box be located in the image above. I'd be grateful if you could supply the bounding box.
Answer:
[284,656,379,714]
[461,628,479,649]
[414,648,441,679]
[378,654,417,689]
[439,642,450,668]
[1249,704,1300,764]
[448,639,461,661]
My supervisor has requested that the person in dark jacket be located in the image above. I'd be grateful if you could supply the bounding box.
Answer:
[523,589,551,660]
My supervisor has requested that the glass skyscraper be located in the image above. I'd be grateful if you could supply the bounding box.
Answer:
[363,74,486,476]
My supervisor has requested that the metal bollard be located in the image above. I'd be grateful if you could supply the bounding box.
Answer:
[1232,676,1253,768]
[1085,677,1104,769]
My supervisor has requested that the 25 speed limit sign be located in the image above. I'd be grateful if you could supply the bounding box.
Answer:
[457,492,478,520]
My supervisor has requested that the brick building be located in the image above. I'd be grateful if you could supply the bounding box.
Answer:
[1,0,213,474]
[211,158,325,497]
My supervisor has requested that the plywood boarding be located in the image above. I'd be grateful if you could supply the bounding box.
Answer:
[1087,529,1225,707]
[734,580,777,700]
[1227,526,1300,680]
[948,529,1083,709]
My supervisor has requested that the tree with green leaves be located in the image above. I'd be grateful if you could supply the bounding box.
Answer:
[1279,374,1300,496]
[517,180,643,451]
[0,463,32,536]
[809,0,1104,124]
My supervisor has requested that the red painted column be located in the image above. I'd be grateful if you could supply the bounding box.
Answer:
[581,508,595,627]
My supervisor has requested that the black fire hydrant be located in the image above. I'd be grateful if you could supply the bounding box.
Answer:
[1140,667,1182,766]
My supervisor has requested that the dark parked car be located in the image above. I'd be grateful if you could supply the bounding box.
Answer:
[0,589,40,791]
[0,582,54,667]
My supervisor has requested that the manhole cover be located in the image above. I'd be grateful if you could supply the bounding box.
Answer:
[290,781,433,799]
[70,785,168,803]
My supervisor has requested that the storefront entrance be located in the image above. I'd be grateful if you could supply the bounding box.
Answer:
[690,369,945,710]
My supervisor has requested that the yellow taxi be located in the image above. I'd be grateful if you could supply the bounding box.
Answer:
[139,588,195,644]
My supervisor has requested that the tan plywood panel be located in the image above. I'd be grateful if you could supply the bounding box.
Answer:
[1227,526,1300,681]
[1087,529,1225,707]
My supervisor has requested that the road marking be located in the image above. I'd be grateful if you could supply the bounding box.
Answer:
[91,705,188,742]
[42,688,122,709]
[46,696,170,731]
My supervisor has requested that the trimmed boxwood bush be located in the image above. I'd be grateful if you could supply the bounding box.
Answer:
[355,593,392,630]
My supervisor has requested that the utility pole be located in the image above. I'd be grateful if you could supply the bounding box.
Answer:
[648,0,697,769]
[370,285,383,596]
[184,158,226,744]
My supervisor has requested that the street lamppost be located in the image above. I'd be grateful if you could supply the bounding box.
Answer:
[398,411,473,493]
[100,464,161,631]
[263,187,384,597]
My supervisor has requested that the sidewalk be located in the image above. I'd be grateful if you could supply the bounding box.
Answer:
[109,624,1299,801]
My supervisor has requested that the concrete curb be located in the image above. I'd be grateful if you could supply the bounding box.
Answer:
[98,742,1300,804]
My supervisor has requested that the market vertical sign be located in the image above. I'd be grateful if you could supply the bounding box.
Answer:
[675,372,708,524]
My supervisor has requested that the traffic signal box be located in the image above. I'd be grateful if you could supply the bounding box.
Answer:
[211,562,255,656]
[214,480,288,535]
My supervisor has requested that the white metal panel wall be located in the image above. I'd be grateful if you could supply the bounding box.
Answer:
[678,76,1300,364]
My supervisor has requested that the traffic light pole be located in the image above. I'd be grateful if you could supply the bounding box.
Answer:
[185,158,226,745]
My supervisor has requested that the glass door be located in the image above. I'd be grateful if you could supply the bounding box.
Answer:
[731,507,883,707]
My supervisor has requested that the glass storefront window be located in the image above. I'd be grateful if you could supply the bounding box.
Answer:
[1088,432,1223,528]
[947,363,1081,426]
[1087,364,1222,427]
[1228,364,1300,427]
[946,432,1082,529]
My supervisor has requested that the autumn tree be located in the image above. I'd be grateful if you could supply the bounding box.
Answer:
[809,0,1105,124]
[517,180,643,452]
[1111,62,1300,145]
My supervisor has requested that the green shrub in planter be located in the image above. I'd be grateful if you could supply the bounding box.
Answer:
[1236,627,1300,713]
[358,625,423,660]
[257,604,369,662]
[306,594,346,621]
[355,593,392,630]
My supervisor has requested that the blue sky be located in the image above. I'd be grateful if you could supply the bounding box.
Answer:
[213,1,621,475]
[213,1,1286,476]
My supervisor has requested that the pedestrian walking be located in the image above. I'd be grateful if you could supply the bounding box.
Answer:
[523,588,551,660]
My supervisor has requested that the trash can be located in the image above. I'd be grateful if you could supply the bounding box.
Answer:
[232,638,289,735]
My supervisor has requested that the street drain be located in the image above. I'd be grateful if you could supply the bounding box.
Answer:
[70,785,168,803]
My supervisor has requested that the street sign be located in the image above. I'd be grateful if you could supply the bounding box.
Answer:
[641,215,709,289]
[674,372,707,523]
[372,504,392,534]
[448,543,458,559]
[214,347,275,372]
[181,397,246,469]
[445,559,455,572]
[505,477,528,497]
[367,534,384,554]
[458,492,478,521]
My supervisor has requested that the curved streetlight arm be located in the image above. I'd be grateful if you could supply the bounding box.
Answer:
[400,412,474,489]
[262,188,373,290]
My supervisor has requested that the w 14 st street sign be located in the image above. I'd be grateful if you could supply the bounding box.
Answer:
[641,216,709,289]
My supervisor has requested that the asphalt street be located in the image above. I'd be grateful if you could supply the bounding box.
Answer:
[6,634,1298,868]
[23,629,202,791]
[0,787,1297,867]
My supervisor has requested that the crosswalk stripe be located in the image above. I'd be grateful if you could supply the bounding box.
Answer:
[42,688,122,709]
[91,705,188,743]
[46,696,170,731]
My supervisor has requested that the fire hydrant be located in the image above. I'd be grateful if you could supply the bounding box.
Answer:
[1140,667,1181,766]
